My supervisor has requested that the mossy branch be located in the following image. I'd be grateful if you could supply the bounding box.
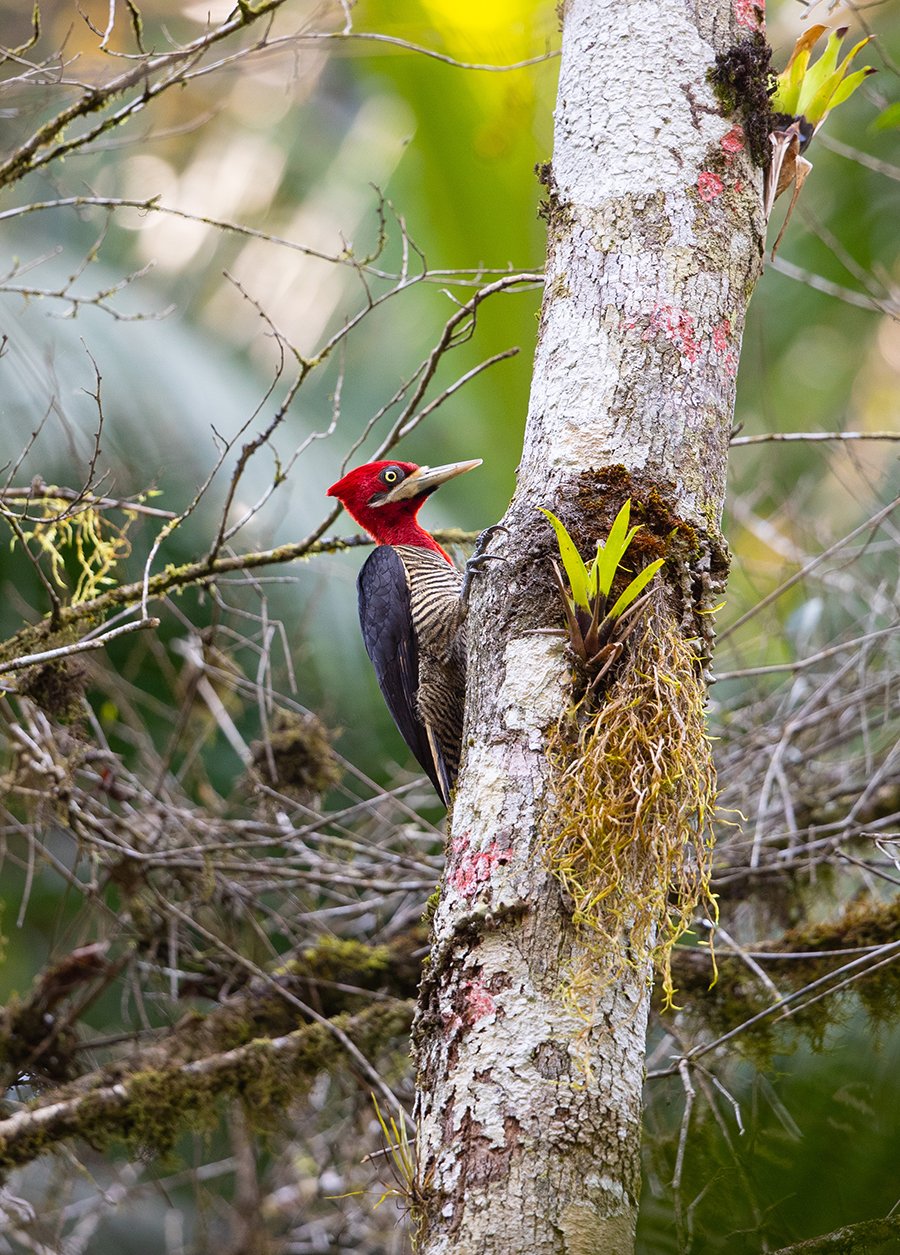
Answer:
[671,896,900,996]
[0,1000,414,1173]
[661,898,900,1060]
[0,934,426,1096]
[769,1214,900,1255]
[0,528,480,669]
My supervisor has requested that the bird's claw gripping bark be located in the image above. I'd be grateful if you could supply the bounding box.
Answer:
[460,525,509,610]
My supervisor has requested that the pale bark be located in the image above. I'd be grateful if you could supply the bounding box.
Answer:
[414,1,766,1252]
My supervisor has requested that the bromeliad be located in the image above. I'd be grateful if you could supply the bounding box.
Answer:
[540,500,664,688]
[766,26,875,249]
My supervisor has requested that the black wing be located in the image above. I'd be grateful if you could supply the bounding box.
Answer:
[357,546,449,803]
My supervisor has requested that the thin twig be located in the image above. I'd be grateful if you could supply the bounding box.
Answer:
[730,430,900,446]
[0,484,176,520]
[648,940,900,1079]
[719,494,900,642]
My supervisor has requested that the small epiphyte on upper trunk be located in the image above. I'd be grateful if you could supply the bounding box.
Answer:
[765,26,875,250]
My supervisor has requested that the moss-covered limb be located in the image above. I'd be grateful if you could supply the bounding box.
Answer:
[0,1000,414,1173]
[673,895,900,989]
[773,896,900,957]
[249,709,343,802]
[143,932,426,1069]
[770,1214,900,1255]
[0,529,479,670]
[0,0,291,193]
[280,932,427,1012]
[665,896,900,1044]
[1,933,426,1097]
[0,943,115,1091]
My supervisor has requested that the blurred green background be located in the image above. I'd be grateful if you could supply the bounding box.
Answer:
[1,0,898,1250]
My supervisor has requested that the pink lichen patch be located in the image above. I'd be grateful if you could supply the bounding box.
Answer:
[645,304,701,366]
[450,859,479,896]
[698,172,724,202]
[449,841,514,898]
[721,126,745,157]
[440,1007,464,1047]
[462,980,496,1025]
[734,0,763,29]
[712,318,732,354]
[734,179,744,194]
[712,319,739,374]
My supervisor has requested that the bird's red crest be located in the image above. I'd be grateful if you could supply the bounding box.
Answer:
[327,458,480,559]
[326,462,420,509]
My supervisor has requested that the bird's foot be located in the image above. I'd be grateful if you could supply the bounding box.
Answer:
[460,525,509,609]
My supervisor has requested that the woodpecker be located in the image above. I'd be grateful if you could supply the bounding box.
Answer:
[327,459,482,805]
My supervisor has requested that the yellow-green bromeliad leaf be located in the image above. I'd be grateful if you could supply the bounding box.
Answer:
[537,507,592,609]
[772,25,874,128]
[540,499,663,620]
[592,500,641,600]
[608,558,665,620]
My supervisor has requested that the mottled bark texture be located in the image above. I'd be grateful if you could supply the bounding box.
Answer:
[413,1,766,1252]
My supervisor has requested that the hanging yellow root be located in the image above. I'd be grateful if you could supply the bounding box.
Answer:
[545,604,718,1010]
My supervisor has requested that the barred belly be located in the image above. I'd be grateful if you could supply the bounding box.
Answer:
[395,545,467,784]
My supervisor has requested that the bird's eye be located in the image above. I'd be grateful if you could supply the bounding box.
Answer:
[380,466,404,486]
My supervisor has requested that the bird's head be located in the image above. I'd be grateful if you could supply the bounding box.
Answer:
[327,459,481,554]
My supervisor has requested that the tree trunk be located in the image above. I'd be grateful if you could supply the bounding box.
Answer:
[414,2,766,1251]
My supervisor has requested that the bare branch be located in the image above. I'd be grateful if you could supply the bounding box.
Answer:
[731,430,900,446]
[0,197,545,287]
[767,254,900,317]
[0,1,292,191]
[716,623,900,681]
[296,29,559,73]
[0,484,176,521]
[817,131,900,182]
[719,494,900,642]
